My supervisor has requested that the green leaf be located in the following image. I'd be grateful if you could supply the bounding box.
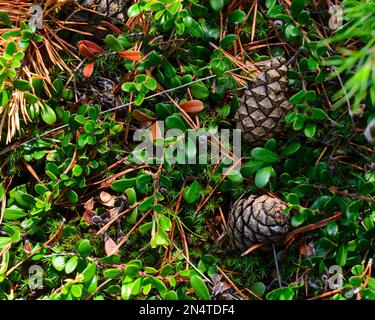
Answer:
[131,278,143,295]
[190,82,209,99]
[326,221,338,237]
[125,263,141,278]
[251,282,266,297]
[291,0,305,18]
[359,182,375,195]
[162,61,176,79]
[155,103,175,119]
[311,108,328,120]
[66,189,78,205]
[24,92,39,104]
[184,17,205,38]
[65,256,79,274]
[255,166,273,188]
[305,90,316,101]
[228,170,244,184]
[289,90,305,105]
[103,268,122,278]
[78,239,91,258]
[105,34,124,52]
[72,164,83,177]
[112,178,136,192]
[281,142,301,156]
[71,284,83,298]
[304,123,316,138]
[251,147,279,163]
[149,276,167,295]
[4,208,28,220]
[210,0,224,11]
[183,181,202,204]
[220,34,237,49]
[266,287,294,300]
[82,263,96,283]
[6,41,16,56]
[41,104,57,125]
[52,256,66,272]
[291,212,306,227]
[14,79,30,91]
[336,246,347,267]
[190,275,210,300]
[145,76,157,91]
[0,237,11,250]
[285,24,301,40]
[165,113,188,131]
[266,0,277,9]
[229,10,247,24]
[164,290,178,300]
[0,184,3,201]
[293,114,306,131]
[127,3,142,17]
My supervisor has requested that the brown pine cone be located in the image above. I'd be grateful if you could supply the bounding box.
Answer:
[227,195,290,251]
[234,57,292,145]
[76,0,128,20]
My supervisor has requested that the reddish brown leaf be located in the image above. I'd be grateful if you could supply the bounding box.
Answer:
[108,208,118,218]
[104,233,119,256]
[23,241,32,254]
[84,198,95,211]
[78,40,103,53]
[83,62,95,78]
[100,20,122,33]
[119,51,142,61]
[77,40,103,58]
[133,109,156,122]
[82,210,94,225]
[179,100,205,113]
[78,43,95,59]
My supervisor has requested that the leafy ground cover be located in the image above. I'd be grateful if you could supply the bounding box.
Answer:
[0,0,374,300]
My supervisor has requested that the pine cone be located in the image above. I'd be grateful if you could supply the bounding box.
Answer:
[78,0,128,20]
[227,195,290,251]
[234,57,291,145]
[65,0,128,21]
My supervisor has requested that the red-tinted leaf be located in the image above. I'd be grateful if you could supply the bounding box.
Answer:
[78,40,103,53]
[108,208,118,218]
[83,62,95,78]
[82,198,95,224]
[180,100,205,113]
[23,241,32,254]
[119,51,142,61]
[84,198,95,211]
[78,44,95,59]
[82,210,94,225]
[104,233,119,256]
[100,20,122,33]
[77,40,103,58]
[133,109,156,122]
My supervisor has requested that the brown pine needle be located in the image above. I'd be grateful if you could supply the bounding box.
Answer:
[216,266,249,300]
[241,242,266,256]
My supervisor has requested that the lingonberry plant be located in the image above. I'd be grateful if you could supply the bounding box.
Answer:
[0,0,374,301]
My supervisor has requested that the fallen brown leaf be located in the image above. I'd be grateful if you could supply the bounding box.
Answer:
[104,233,119,256]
